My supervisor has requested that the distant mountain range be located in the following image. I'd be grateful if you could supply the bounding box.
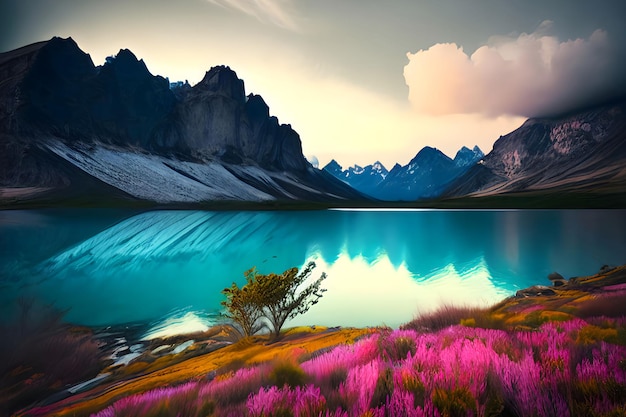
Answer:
[323,146,484,201]
[1,37,625,207]
[0,37,364,206]
[324,102,626,204]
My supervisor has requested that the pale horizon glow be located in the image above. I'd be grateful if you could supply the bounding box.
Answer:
[78,41,526,168]
[2,1,624,168]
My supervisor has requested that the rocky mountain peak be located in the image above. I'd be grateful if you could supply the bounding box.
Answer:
[245,94,270,124]
[371,161,388,174]
[15,37,97,133]
[103,49,151,79]
[389,163,402,172]
[454,145,484,167]
[322,159,343,175]
[196,65,245,103]
[416,146,443,158]
[37,37,96,76]
[323,145,489,201]
[1,37,312,174]
[410,146,452,167]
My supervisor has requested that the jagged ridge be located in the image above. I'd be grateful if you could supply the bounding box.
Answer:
[0,37,366,204]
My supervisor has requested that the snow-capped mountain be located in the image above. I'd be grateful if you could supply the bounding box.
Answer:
[322,160,389,197]
[454,146,485,168]
[375,146,483,200]
[0,37,365,206]
[324,146,483,201]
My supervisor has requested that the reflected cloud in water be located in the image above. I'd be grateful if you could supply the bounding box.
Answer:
[142,310,213,340]
[290,252,510,328]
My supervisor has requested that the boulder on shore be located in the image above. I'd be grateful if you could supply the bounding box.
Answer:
[516,285,557,298]
[548,272,567,287]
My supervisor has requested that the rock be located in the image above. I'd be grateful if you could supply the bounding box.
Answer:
[89,48,176,148]
[600,265,615,274]
[548,272,567,287]
[515,285,557,298]
[161,65,308,171]
[548,272,564,281]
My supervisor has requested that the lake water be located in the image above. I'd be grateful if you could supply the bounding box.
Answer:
[1,209,625,335]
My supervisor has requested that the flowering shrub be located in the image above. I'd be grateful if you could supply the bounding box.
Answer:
[92,319,626,417]
[247,385,326,417]
[269,360,307,388]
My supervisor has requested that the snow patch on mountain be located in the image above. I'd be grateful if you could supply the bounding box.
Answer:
[45,140,275,202]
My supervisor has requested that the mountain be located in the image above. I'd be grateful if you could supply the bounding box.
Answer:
[0,37,365,206]
[445,101,626,199]
[322,160,388,198]
[323,146,483,201]
[375,146,483,200]
[454,146,484,168]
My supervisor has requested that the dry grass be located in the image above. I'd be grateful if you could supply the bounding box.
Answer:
[35,327,372,417]
[575,293,626,319]
[401,304,504,332]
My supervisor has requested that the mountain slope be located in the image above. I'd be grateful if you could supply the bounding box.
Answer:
[445,101,626,198]
[0,37,365,206]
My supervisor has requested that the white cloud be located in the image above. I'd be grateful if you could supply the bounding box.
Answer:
[206,0,298,31]
[404,22,626,117]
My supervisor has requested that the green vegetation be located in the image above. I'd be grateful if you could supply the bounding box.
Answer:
[221,262,327,341]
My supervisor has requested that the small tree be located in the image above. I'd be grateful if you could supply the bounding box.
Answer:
[221,276,265,339]
[221,262,327,341]
[252,261,327,341]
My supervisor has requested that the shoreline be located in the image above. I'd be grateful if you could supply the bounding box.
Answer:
[2,187,626,210]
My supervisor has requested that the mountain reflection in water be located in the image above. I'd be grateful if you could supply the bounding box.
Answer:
[1,209,624,330]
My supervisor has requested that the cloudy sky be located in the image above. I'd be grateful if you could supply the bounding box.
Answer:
[2,0,626,168]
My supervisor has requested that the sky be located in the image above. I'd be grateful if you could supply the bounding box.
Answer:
[2,0,626,168]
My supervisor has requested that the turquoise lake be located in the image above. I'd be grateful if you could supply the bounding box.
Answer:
[1,209,625,335]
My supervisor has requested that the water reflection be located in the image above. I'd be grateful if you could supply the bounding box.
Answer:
[289,252,510,328]
[1,209,624,330]
[143,310,213,340]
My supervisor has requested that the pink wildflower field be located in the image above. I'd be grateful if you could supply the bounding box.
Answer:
[91,317,626,417]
